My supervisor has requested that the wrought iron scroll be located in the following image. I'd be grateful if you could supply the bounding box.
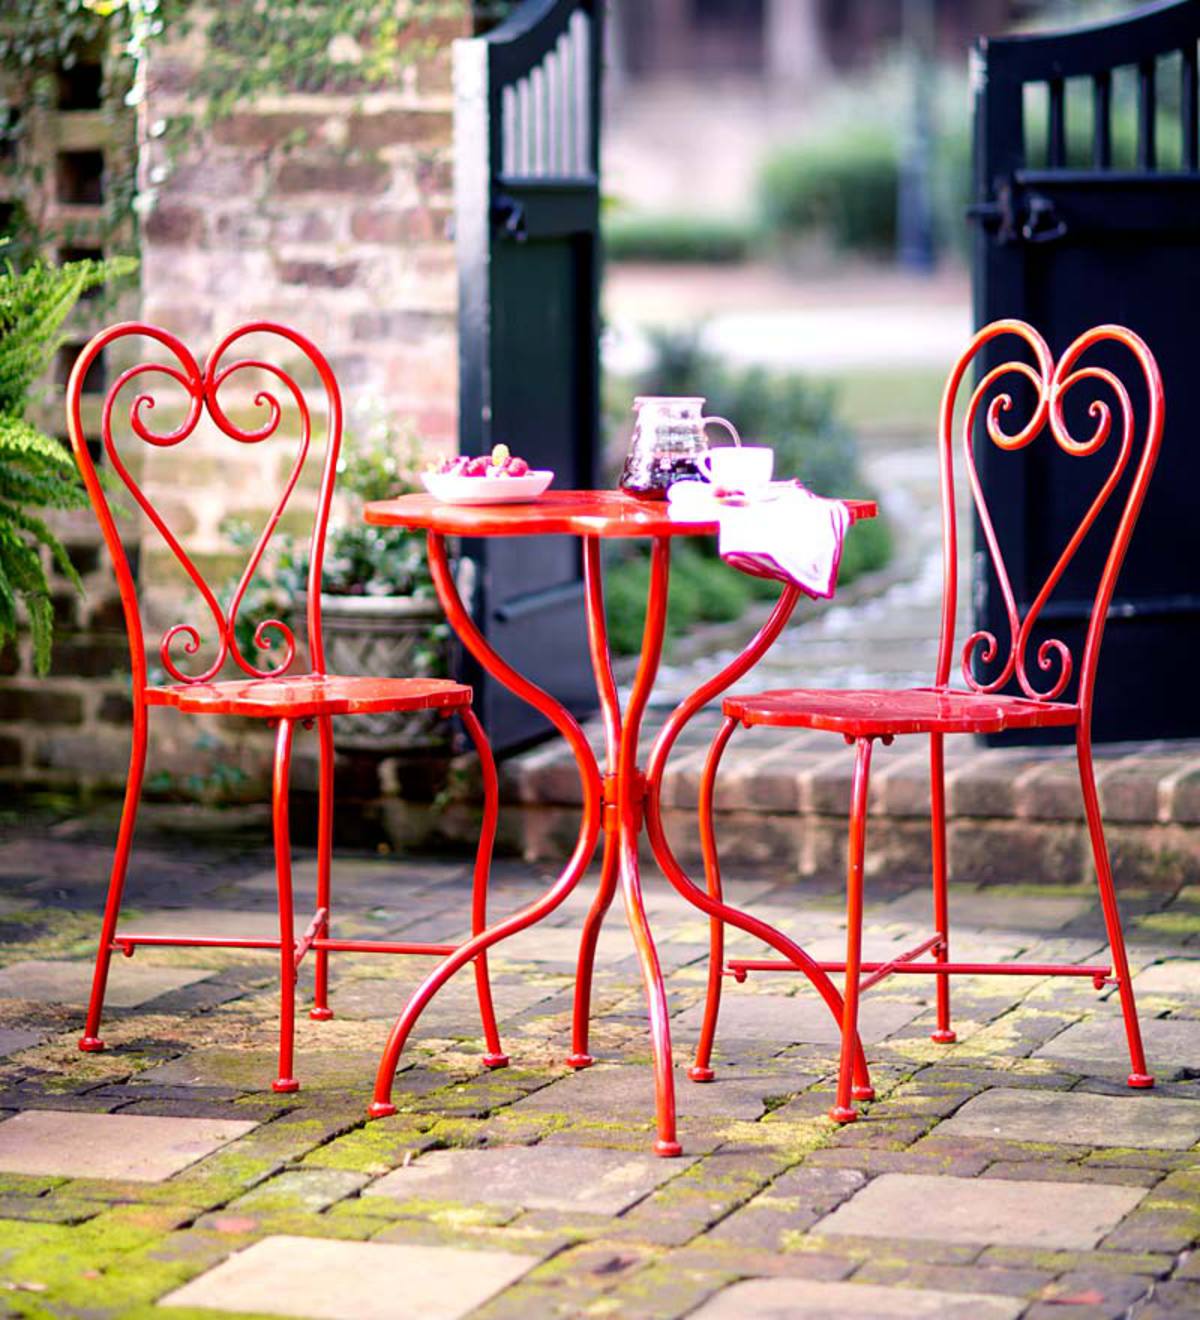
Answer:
[81,322,342,687]
[939,321,1163,708]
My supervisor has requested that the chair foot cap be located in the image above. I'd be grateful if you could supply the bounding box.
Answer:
[78,1036,105,1053]
[566,1052,595,1070]
[851,1085,875,1101]
[930,1029,957,1044]
[830,1106,858,1124]
[368,1101,397,1119]
[654,1139,683,1158]
[482,1053,510,1069]
[688,1066,715,1083]
[272,1078,300,1094]
[309,1007,334,1022]
[1128,1072,1155,1089]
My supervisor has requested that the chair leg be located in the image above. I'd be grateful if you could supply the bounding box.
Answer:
[569,827,618,1068]
[80,714,148,1052]
[930,732,955,1044]
[690,715,738,1082]
[310,714,335,1022]
[832,736,875,1124]
[461,708,508,1068]
[1078,731,1153,1089]
[272,719,300,1093]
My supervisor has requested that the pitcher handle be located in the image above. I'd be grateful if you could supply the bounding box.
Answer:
[702,416,741,447]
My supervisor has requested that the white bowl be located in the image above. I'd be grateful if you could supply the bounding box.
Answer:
[421,469,554,505]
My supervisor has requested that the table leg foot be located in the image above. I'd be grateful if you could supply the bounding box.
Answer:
[851,1085,875,1101]
[1128,1072,1155,1089]
[367,1100,397,1119]
[930,1028,956,1044]
[272,1077,300,1094]
[654,1139,684,1158]
[566,1052,595,1070]
[309,1007,334,1022]
[829,1105,858,1124]
[79,1036,105,1053]
[482,1052,510,1069]
[687,1065,715,1083]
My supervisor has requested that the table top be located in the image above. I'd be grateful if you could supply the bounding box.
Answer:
[364,490,877,539]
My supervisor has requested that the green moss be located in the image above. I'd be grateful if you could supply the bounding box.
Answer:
[1137,911,1200,937]
[300,1117,437,1174]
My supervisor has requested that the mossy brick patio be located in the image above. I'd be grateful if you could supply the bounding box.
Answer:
[0,808,1198,1317]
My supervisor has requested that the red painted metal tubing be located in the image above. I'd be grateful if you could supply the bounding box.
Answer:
[272,717,299,1094]
[857,933,944,995]
[312,713,334,1019]
[111,936,283,951]
[690,715,737,1083]
[462,704,509,1069]
[640,593,872,1097]
[570,539,624,1067]
[616,537,681,1158]
[726,958,1115,979]
[832,737,873,1122]
[370,531,602,1118]
[309,940,458,956]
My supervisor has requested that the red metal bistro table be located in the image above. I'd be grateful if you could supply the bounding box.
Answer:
[363,490,875,1156]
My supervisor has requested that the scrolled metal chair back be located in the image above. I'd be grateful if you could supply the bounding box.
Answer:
[66,321,343,690]
[934,319,1163,717]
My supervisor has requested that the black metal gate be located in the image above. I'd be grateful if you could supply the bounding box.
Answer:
[971,0,1200,743]
[454,0,602,750]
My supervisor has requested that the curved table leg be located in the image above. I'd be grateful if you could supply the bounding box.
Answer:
[570,539,624,1068]
[461,706,508,1069]
[619,537,681,1157]
[642,584,872,1097]
[369,532,603,1118]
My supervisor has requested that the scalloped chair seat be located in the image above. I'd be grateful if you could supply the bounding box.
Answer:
[724,687,1081,737]
[145,673,471,719]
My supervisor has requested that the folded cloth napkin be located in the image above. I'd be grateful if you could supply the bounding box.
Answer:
[667,480,851,599]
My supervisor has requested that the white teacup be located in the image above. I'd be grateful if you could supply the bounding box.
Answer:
[698,445,774,495]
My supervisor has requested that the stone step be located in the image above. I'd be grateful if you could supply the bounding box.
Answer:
[496,721,1200,891]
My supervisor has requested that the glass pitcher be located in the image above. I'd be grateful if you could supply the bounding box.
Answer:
[619,396,740,500]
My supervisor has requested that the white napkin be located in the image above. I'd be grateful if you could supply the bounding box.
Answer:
[667,480,851,600]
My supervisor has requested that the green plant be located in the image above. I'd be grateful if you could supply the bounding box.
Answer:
[755,59,972,258]
[602,331,891,655]
[0,254,135,671]
[638,327,861,496]
[603,213,756,265]
[758,126,900,256]
[223,418,441,664]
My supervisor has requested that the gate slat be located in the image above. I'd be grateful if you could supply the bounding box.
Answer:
[1048,77,1067,166]
[1138,57,1157,170]
[971,0,1200,744]
[1093,70,1112,168]
[1183,44,1198,169]
[454,0,602,748]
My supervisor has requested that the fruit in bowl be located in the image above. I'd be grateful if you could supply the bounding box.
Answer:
[432,444,531,478]
[421,444,553,505]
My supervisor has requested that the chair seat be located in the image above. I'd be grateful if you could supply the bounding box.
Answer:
[145,673,472,719]
[723,686,1080,736]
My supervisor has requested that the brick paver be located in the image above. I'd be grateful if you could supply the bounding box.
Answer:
[0,815,1197,1316]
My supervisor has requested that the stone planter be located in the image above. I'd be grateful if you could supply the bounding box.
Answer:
[297,593,451,753]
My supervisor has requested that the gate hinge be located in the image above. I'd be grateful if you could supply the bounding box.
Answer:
[967,179,1068,245]
[492,193,528,242]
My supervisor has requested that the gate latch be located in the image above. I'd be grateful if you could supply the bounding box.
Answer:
[967,180,1068,245]
[492,194,528,243]
[1022,193,1068,243]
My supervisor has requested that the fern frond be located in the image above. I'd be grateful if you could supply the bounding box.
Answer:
[0,500,82,594]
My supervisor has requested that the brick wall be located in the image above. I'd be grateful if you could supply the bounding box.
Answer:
[1,14,468,805]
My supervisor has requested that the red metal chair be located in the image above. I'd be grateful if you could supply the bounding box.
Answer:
[66,321,507,1092]
[691,320,1163,1123]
